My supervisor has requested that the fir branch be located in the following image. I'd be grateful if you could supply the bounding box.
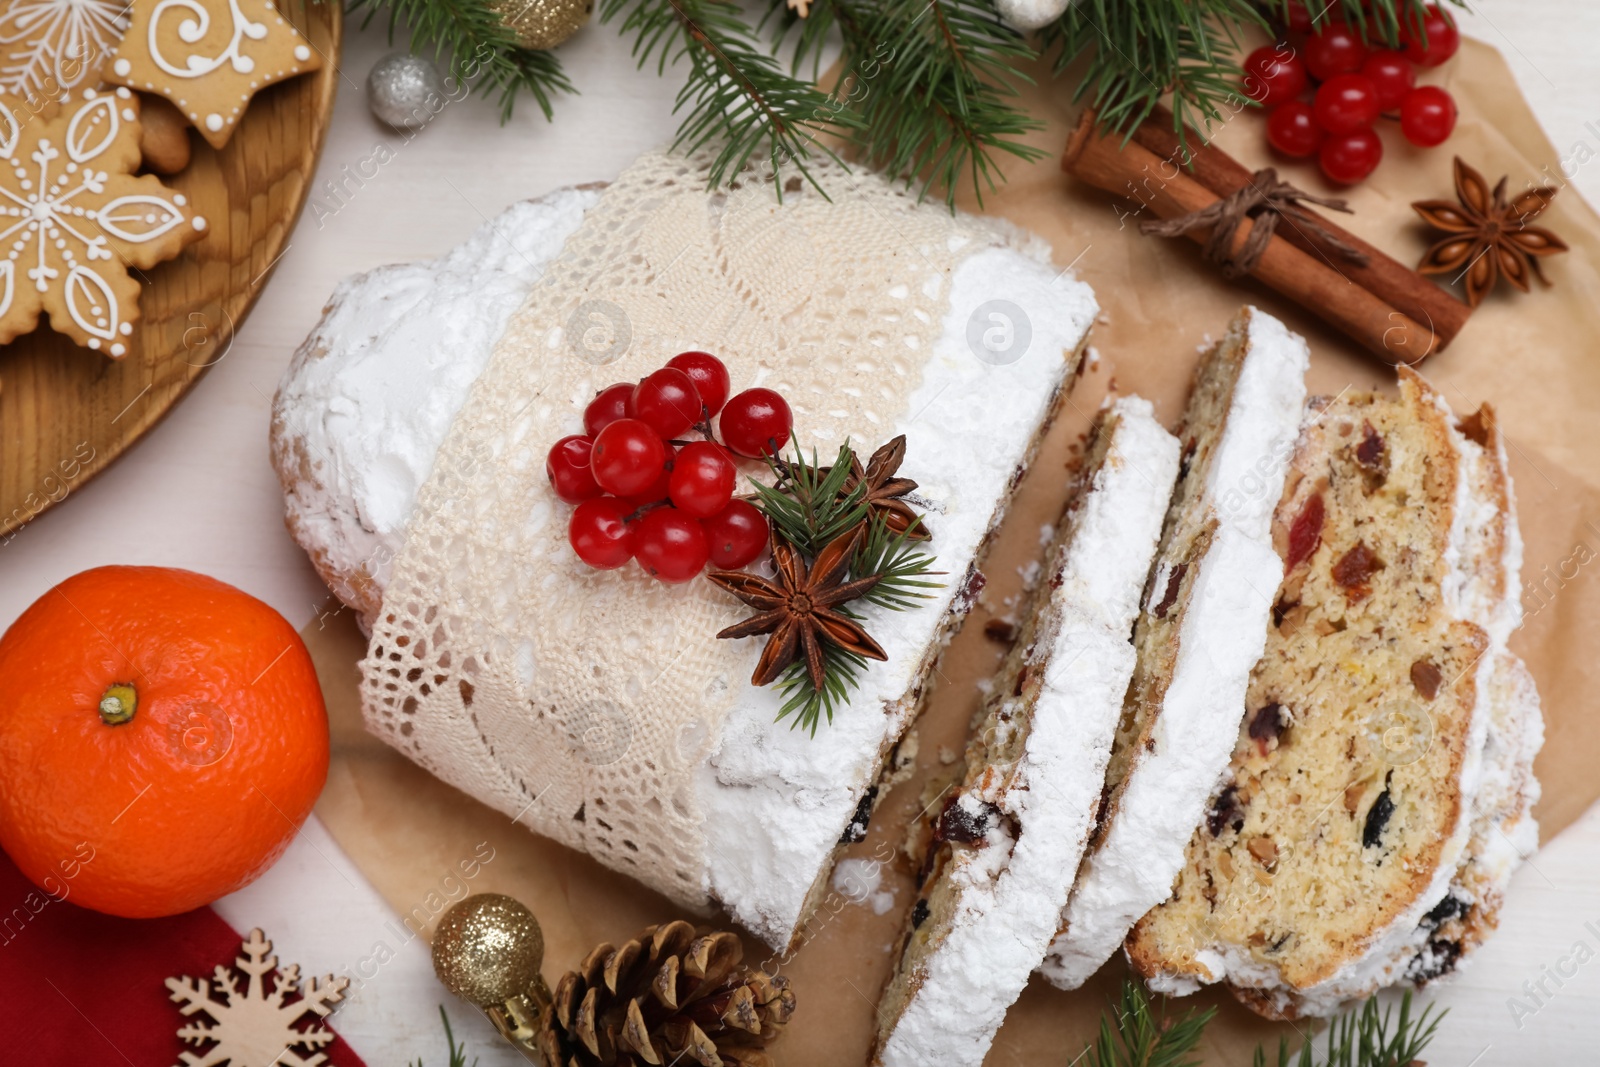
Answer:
[775,630,869,735]
[408,1006,476,1067]
[773,0,1046,207]
[753,443,869,554]
[352,0,575,121]
[1082,980,1213,1067]
[853,514,943,610]
[600,0,858,191]
[1252,990,1442,1067]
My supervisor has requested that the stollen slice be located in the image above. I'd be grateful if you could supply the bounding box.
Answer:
[871,396,1180,1067]
[1040,306,1309,990]
[1125,369,1540,1018]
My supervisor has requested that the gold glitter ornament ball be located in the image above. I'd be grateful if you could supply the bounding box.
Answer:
[489,0,593,51]
[431,893,546,1006]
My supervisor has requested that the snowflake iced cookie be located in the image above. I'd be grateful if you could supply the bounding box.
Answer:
[0,87,207,357]
[166,928,349,1067]
[0,0,129,103]
[103,0,322,150]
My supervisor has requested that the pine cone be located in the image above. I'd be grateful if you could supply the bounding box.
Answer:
[539,920,796,1067]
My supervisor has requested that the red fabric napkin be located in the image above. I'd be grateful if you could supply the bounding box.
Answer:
[0,849,367,1066]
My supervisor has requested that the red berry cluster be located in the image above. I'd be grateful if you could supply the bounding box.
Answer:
[1243,3,1460,185]
[546,351,794,584]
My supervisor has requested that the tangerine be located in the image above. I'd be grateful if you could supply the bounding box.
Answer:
[0,566,329,918]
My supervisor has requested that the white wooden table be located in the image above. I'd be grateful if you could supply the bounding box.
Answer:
[3,3,1597,1062]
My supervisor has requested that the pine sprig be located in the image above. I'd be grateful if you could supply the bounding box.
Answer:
[753,443,870,554]
[1084,980,1214,1067]
[600,0,859,191]
[352,0,575,121]
[408,1006,476,1067]
[1252,990,1442,1067]
[743,441,942,735]
[774,0,1046,207]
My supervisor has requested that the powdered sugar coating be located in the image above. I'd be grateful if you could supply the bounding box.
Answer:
[699,245,1099,947]
[877,397,1179,1067]
[1042,309,1309,989]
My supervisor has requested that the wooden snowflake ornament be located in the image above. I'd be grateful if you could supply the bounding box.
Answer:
[103,0,322,149]
[0,87,207,358]
[166,927,349,1067]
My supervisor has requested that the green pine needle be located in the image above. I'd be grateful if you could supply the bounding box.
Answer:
[352,0,576,121]
[753,443,870,555]
[1084,980,1214,1067]
[1252,990,1443,1067]
[854,514,943,611]
[408,1006,476,1067]
[600,0,860,193]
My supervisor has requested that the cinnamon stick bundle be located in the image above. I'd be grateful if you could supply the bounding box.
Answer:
[1061,109,1468,364]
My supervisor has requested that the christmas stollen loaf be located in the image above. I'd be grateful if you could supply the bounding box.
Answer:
[1041,307,1310,989]
[1124,370,1542,1017]
[271,150,1099,949]
[871,396,1180,1067]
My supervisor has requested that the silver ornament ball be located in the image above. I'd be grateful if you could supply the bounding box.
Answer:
[367,52,446,130]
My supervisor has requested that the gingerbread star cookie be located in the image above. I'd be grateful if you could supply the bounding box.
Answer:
[0,88,207,358]
[102,0,321,150]
[0,0,130,104]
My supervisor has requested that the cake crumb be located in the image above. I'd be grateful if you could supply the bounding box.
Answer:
[832,858,897,915]
[937,745,959,766]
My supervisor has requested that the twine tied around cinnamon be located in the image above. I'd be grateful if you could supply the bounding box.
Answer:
[1140,167,1372,278]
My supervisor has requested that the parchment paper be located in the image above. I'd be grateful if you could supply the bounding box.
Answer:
[303,37,1600,1064]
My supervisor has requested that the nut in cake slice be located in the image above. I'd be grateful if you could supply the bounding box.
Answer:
[870,396,1180,1067]
[1040,306,1309,990]
[1125,368,1540,1018]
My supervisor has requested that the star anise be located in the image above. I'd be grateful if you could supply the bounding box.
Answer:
[708,529,887,690]
[1412,156,1568,308]
[840,436,930,540]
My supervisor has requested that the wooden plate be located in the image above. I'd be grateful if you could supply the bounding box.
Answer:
[0,0,341,539]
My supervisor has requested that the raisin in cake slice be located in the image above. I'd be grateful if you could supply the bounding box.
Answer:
[870,397,1180,1067]
[1040,307,1309,990]
[1125,369,1540,1018]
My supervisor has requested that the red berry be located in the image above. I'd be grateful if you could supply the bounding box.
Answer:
[546,434,603,504]
[701,500,769,569]
[1266,101,1325,158]
[584,383,635,437]
[1360,51,1416,112]
[632,368,703,440]
[569,498,635,569]
[1313,73,1381,135]
[1241,44,1308,108]
[591,418,669,497]
[1283,0,1313,34]
[1319,128,1383,184]
[621,445,675,508]
[666,351,731,417]
[635,508,709,583]
[1305,22,1367,81]
[669,441,737,519]
[1399,85,1457,147]
[1401,5,1459,68]
[719,388,793,458]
